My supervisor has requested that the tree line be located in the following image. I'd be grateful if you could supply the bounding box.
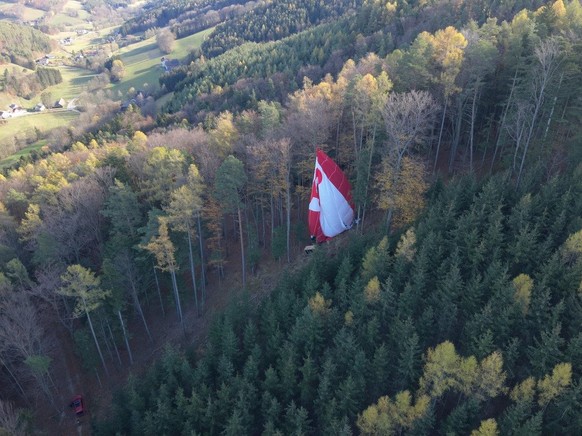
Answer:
[2,67,63,99]
[200,0,365,58]
[118,0,251,38]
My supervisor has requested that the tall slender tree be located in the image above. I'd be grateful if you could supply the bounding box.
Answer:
[165,164,205,313]
[58,265,111,376]
[214,156,248,287]
[142,217,185,331]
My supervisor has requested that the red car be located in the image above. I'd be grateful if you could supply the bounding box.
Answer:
[69,395,84,416]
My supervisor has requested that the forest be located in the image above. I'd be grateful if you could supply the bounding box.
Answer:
[2,67,63,99]
[0,22,54,68]
[118,0,252,38]
[1,0,582,434]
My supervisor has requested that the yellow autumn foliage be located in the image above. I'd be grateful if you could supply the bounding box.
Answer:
[538,362,572,406]
[364,276,381,303]
[471,418,498,436]
[512,273,533,315]
[308,292,331,316]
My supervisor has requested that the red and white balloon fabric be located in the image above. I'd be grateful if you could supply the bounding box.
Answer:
[308,149,354,243]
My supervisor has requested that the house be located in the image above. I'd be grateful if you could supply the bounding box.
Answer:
[34,103,46,112]
[7,104,26,117]
[0,111,10,119]
[36,56,50,66]
[161,57,180,72]
[53,98,66,108]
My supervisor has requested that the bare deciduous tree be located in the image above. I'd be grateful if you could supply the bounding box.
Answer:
[0,289,56,405]
[514,37,564,187]
[40,170,112,263]
[382,90,438,171]
[156,29,175,54]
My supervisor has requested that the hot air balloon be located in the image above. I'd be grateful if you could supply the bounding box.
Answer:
[308,148,355,244]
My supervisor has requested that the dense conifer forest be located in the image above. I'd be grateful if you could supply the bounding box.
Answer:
[1,0,582,434]
[0,22,54,68]
[94,170,582,435]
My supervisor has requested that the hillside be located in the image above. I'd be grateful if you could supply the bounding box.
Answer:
[0,0,581,435]
[93,171,582,435]
[0,21,53,67]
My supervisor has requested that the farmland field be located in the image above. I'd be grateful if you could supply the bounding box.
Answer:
[0,1,44,21]
[46,66,98,101]
[0,111,78,142]
[0,139,47,170]
[109,27,214,96]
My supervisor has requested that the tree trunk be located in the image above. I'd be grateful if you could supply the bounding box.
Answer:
[386,208,394,233]
[433,99,448,173]
[237,207,246,288]
[490,69,518,174]
[105,317,122,366]
[361,126,378,233]
[186,227,199,314]
[448,97,464,173]
[286,174,291,263]
[117,310,133,365]
[542,72,563,146]
[270,194,275,238]
[129,277,152,342]
[153,263,165,317]
[468,84,480,173]
[83,299,109,377]
[170,269,185,332]
[0,355,28,399]
[197,214,206,306]
[99,318,115,362]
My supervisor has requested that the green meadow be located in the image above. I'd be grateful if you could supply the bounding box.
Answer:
[51,0,91,29]
[0,2,44,21]
[0,111,78,169]
[0,111,78,142]
[109,27,213,97]
[0,140,47,170]
[46,66,98,101]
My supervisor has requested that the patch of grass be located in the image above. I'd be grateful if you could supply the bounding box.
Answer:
[50,1,90,28]
[173,27,214,59]
[109,38,163,96]
[109,28,214,98]
[0,2,45,21]
[0,111,78,149]
[0,139,47,170]
[45,66,98,101]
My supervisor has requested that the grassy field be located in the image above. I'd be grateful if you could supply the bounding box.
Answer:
[109,27,213,97]
[46,66,98,101]
[0,111,78,144]
[51,0,91,29]
[0,1,44,21]
[0,140,48,170]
